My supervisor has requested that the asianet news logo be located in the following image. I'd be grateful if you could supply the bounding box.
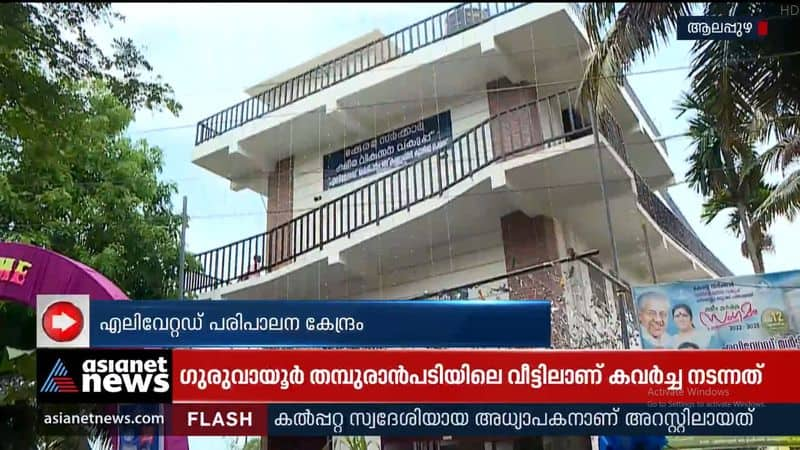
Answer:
[37,349,172,403]
[82,357,170,393]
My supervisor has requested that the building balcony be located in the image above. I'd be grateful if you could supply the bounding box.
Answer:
[193,3,526,147]
[191,3,674,197]
[184,87,731,299]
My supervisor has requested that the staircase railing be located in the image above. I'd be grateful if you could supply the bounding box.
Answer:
[194,2,526,145]
[186,88,591,294]
[185,91,731,295]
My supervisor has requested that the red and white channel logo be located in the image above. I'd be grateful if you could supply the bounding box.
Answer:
[41,301,84,342]
[36,295,90,348]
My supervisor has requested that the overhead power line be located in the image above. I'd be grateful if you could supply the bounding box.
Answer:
[128,49,800,136]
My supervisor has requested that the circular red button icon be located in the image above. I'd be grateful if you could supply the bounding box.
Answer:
[42,301,84,342]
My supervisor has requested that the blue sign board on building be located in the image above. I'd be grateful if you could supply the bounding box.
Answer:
[323,110,453,190]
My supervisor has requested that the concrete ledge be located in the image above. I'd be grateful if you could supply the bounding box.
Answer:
[490,169,508,190]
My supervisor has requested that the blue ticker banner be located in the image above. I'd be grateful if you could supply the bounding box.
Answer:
[88,300,551,348]
[36,403,800,438]
[263,403,790,436]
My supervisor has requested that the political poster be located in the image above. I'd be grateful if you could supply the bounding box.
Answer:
[323,110,452,190]
[632,269,800,350]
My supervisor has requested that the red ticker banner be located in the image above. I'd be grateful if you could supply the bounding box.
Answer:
[171,349,794,404]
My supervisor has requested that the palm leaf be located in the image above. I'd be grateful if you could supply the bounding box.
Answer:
[700,190,736,226]
[755,170,800,221]
[342,436,378,450]
[692,3,800,148]
[676,91,735,196]
[688,3,785,154]
[576,2,692,109]
[760,133,800,172]
[571,2,617,47]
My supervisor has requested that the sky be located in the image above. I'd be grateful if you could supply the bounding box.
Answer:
[90,3,795,448]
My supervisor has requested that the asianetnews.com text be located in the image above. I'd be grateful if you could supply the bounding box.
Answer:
[42,410,164,427]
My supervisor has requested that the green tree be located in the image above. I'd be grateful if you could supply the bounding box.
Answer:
[757,136,800,222]
[677,92,775,273]
[1,2,188,298]
[229,437,263,450]
[573,3,800,116]
[0,3,181,122]
[0,82,191,449]
[1,82,185,299]
[2,4,187,449]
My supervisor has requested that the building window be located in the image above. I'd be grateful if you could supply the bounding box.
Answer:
[561,107,585,134]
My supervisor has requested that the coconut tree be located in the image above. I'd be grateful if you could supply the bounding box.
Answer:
[573,2,800,118]
[756,137,800,222]
[677,92,775,273]
[572,2,693,109]
[688,4,800,224]
[573,2,800,270]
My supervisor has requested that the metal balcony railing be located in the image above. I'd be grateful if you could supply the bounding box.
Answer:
[185,91,731,295]
[194,2,526,145]
[633,173,732,277]
[598,113,733,278]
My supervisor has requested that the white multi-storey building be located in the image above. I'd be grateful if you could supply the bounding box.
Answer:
[186,3,731,450]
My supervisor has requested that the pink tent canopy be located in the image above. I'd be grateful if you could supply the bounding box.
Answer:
[0,242,190,450]
[0,242,128,307]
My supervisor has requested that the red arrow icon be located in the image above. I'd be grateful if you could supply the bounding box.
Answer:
[42,301,84,342]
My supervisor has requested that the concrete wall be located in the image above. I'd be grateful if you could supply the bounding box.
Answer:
[557,220,623,350]
[279,83,575,261]
[285,39,399,101]
[272,77,578,252]
[352,226,508,300]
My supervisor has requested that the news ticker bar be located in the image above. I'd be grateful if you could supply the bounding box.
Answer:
[36,348,798,405]
[26,403,800,436]
[37,298,551,348]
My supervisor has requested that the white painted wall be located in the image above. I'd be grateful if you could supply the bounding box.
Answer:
[245,30,386,97]
[350,227,508,300]
[281,39,399,103]
[323,212,629,322]
[537,92,575,142]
